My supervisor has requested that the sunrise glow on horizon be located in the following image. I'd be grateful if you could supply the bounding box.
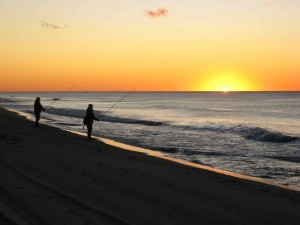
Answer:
[0,0,299,92]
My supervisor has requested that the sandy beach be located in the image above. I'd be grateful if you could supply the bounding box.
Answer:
[0,107,299,225]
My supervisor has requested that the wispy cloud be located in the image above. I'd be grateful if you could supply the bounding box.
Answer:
[41,21,66,29]
[264,0,272,6]
[145,8,168,18]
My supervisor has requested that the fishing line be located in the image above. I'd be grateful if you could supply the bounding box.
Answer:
[98,87,138,118]
[83,87,137,130]
[45,85,76,110]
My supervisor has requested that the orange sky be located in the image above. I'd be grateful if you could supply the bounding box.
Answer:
[0,0,299,91]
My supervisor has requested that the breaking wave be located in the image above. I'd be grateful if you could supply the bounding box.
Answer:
[175,123,299,143]
[244,127,298,143]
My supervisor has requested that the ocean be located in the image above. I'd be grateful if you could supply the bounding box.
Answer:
[1,92,299,187]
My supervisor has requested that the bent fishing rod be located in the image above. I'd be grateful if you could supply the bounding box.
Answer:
[45,85,76,110]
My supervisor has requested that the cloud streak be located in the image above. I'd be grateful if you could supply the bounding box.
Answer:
[41,21,65,29]
[145,8,168,18]
[264,0,272,6]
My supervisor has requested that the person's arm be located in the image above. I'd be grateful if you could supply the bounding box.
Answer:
[92,112,99,121]
[41,103,45,111]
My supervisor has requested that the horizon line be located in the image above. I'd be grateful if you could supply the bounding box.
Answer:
[1,90,300,93]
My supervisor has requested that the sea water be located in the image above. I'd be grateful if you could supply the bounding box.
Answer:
[1,92,299,187]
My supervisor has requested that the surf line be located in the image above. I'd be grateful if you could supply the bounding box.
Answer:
[45,85,76,110]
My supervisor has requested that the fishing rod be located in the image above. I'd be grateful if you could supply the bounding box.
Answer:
[99,87,137,118]
[45,85,76,110]
[83,87,137,130]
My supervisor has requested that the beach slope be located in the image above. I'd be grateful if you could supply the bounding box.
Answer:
[0,107,299,225]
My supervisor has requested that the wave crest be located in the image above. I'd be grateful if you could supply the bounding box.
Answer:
[244,127,298,143]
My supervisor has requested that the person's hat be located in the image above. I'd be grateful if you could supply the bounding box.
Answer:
[88,104,94,107]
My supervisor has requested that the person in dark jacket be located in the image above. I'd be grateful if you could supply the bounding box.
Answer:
[34,97,45,127]
[85,104,99,139]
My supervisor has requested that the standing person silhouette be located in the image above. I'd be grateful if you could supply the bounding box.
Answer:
[34,97,45,127]
[85,104,99,140]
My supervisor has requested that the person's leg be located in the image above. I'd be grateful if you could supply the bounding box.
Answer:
[87,129,92,139]
[87,123,92,139]
[35,114,40,127]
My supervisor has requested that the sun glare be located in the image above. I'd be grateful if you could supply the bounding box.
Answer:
[200,71,250,92]
[222,87,230,93]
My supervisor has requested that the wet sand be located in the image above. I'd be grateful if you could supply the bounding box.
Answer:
[0,107,299,225]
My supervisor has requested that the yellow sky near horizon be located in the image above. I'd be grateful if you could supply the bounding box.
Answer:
[0,0,299,91]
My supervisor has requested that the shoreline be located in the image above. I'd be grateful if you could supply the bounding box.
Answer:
[0,107,299,225]
[8,107,300,192]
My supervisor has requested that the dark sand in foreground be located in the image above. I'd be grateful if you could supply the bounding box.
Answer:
[0,107,299,225]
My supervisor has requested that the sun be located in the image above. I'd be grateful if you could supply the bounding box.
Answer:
[222,87,230,93]
[199,70,250,91]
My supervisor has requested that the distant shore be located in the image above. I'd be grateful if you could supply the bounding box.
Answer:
[0,107,299,225]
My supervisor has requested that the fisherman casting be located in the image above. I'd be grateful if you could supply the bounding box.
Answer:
[83,89,136,140]
[84,104,99,140]
[34,97,45,127]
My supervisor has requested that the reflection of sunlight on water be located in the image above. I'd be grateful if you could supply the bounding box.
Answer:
[7,108,34,121]
[197,118,241,124]
[208,108,234,111]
